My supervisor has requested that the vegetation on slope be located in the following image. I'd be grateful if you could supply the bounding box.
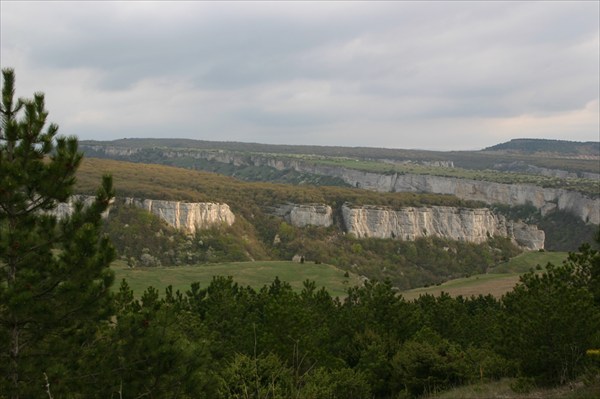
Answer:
[81,137,600,174]
[5,68,599,399]
[492,203,599,252]
[484,138,600,156]
[78,158,526,289]
[82,242,600,398]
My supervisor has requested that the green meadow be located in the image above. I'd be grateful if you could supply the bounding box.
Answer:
[112,260,361,298]
[112,251,571,300]
[402,251,569,299]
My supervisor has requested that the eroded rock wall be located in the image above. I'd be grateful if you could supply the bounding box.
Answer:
[341,204,544,250]
[329,170,599,225]
[52,196,235,233]
[272,204,333,228]
[83,145,599,224]
[123,198,235,233]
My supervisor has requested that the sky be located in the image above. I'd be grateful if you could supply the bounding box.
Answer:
[1,1,599,151]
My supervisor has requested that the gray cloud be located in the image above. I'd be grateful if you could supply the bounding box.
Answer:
[1,1,598,150]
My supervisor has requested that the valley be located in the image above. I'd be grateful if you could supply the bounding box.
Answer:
[72,138,598,293]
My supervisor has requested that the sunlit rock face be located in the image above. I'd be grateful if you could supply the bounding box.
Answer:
[272,203,333,228]
[341,204,544,250]
[51,196,235,233]
[123,198,235,233]
[329,171,599,225]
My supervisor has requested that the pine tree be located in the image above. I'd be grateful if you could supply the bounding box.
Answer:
[0,68,115,398]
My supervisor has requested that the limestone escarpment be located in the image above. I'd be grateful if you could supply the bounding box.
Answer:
[157,150,600,225]
[271,204,333,227]
[82,145,599,224]
[50,195,108,220]
[341,204,544,250]
[123,198,235,234]
[52,196,235,233]
[328,170,599,225]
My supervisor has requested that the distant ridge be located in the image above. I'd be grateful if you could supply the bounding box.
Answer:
[483,138,599,157]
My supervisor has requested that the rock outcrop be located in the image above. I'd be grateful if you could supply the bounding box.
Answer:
[341,204,544,250]
[50,195,109,219]
[52,196,235,233]
[328,170,599,225]
[271,204,333,228]
[83,145,599,224]
[123,198,235,234]
[157,150,600,225]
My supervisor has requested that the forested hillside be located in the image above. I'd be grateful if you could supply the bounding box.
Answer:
[484,138,600,156]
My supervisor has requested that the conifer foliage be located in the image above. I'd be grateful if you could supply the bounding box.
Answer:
[0,68,115,398]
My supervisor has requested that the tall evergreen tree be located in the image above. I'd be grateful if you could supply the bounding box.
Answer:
[0,68,115,398]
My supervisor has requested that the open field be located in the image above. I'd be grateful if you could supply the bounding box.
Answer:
[401,251,569,300]
[113,251,571,300]
[112,260,361,298]
[401,273,522,300]
[490,251,569,273]
[426,377,600,399]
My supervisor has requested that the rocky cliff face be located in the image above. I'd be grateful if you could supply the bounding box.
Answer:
[328,169,599,225]
[271,204,333,227]
[123,198,235,234]
[341,204,544,250]
[52,196,235,233]
[50,195,109,219]
[160,149,599,225]
[83,145,599,225]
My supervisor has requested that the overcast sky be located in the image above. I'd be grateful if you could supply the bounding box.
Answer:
[1,1,598,150]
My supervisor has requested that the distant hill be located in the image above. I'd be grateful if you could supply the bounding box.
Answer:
[483,138,600,157]
[81,137,600,174]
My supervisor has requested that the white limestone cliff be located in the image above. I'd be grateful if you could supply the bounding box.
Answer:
[83,146,599,225]
[123,198,235,233]
[165,150,599,225]
[341,204,544,250]
[52,196,235,233]
[272,204,333,227]
[50,195,108,219]
[329,170,599,225]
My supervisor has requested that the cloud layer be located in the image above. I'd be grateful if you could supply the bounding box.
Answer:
[1,1,598,150]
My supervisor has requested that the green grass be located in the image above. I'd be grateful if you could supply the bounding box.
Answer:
[112,251,570,300]
[401,273,521,300]
[402,251,569,300]
[490,251,569,273]
[112,260,361,298]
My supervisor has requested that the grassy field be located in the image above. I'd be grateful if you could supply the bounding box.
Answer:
[401,274,522,300]
[401,251,569,300]
[112,260,361,298]
[113,251,571,300]
[425,377,600,399]
[490,251,569,273]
